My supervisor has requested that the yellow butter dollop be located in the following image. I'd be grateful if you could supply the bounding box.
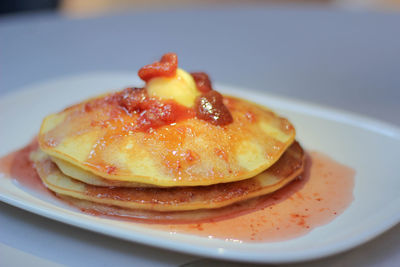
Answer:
[146,68,200,107]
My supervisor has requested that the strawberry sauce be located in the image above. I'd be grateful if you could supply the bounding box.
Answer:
[150,152,355,242]
[0,142,355,243]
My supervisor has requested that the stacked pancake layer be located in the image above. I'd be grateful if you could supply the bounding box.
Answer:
[31,90,304,215]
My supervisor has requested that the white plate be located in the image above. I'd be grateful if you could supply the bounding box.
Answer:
[0,73,399,264]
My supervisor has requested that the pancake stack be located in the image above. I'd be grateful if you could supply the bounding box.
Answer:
[31,53,305,222]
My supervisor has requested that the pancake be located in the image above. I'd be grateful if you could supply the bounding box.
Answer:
[38,94,295,187]
[51,156,157,188]
[56,193,279,224]
[31,142,304,212]
[32,53,302,220]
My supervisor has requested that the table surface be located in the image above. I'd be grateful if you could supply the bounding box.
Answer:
[1,5,399,266]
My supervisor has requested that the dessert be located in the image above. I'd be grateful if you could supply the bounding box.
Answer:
[0,53,356,243]
[31,53,304,218]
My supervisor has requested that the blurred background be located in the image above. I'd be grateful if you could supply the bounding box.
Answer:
[1,0,400,16]
[1,0,399,127]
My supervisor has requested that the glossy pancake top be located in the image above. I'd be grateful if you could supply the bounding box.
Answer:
[38,92,295,187]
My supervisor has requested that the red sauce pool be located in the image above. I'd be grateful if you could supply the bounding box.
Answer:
[0,142,355,243]
[151,152,355,242]
[0,140,49,194]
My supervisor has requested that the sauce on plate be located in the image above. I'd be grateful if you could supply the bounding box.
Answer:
[0,141,355,242]
[153,152,355,242]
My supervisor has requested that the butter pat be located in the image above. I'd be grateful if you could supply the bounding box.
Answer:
[147,68,200,107]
